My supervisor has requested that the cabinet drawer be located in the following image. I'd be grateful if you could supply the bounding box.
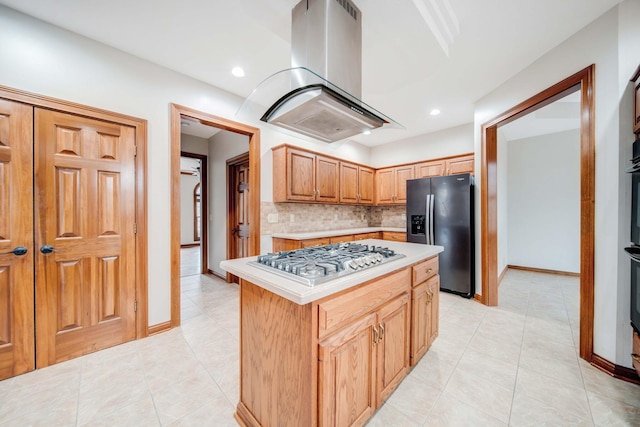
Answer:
[318,268,411,340]
[382,231,406,242]
[633,331,640,375]
[330,235,354,244]
[354,232,381,240]
[413,256,439,286]
[301,237,331,248]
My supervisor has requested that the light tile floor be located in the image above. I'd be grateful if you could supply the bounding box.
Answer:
[1,269,640,426]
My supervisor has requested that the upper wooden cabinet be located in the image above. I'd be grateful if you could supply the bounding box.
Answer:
[340,162,374,205]
[272,144,473,206]
[376,165,414,205]
[273,146,339,203]
[415,153,474,178]
[633,65,640,135]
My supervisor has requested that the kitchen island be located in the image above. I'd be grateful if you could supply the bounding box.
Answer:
[220,240,443,427]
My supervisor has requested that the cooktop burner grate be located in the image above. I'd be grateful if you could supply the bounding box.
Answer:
[249,242,405,286]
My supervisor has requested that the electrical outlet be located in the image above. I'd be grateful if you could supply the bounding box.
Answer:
[267,213,278,224]
[290,214,295,223]
[334,214,338,220]
[401,213,406,220]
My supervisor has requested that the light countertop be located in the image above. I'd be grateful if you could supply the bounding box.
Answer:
[220,239,443,305]
[271,227,406,240]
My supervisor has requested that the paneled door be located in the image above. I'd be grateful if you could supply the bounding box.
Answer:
[0,99,35,380]
[34,109,137,367]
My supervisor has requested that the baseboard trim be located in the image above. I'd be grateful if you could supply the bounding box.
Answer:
[148,320,172,336]
[498,266,508,286]
[473,293,485,304]
[507,264,580,277]
[207,269,227,281]
[591,353,640,385]
[180,243,200,248]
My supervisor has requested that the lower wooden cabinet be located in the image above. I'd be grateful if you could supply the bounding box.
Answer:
[318,293,410,427]
[411,275,439,364]
[382,231,406,242]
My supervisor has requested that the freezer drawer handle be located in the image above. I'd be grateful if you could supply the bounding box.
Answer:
[624,246,640,263]
[0,246,28,256]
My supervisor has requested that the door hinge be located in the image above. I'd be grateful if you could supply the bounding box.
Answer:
[134,300,138,312]
[134,223,137,234]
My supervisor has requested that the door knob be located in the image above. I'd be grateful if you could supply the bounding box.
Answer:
[40,245,58,254]
[0,246,28,256]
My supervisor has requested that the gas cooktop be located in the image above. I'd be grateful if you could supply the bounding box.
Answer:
[249,242,406,286]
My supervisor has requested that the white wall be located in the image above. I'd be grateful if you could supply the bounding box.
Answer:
[507,130,580,273]
[181,134,209,156]
[208,130,249,277]
[474,1,640,366]
[180,174,200,245]
[369,123,474,168]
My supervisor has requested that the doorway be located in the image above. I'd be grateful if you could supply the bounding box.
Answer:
[227,152,251,284]
[170,104,260,328]
[179,151,208,277]
[480,65,595,360]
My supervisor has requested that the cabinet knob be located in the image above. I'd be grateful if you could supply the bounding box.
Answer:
[426,268,433,274]
[379,323,384,342]
[373,326,379,344]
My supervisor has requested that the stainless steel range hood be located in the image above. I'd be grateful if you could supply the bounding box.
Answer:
[238,0,400,143]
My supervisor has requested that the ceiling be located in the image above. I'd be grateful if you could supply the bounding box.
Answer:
[0,0,621,147]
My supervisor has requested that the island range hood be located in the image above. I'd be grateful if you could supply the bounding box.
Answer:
[239,0,400,143]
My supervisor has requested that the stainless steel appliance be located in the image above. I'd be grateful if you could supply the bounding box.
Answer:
[406,174,475,297]
[624,138,640,333]
[251,242,405,286]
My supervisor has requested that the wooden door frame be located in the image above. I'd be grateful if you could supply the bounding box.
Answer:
[170,104,260,328]
[0,84,149,339]
[227,152,250,283]
[479,65,595,360]
[180,151,209,274]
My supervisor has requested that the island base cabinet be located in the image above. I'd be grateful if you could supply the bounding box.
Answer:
[411,275,439,364]
[235,280,316,427]
[318,293,410,427]
[318,313,377,427]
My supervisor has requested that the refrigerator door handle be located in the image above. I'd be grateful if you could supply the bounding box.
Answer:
[429,194,435,245]
[425,195,431,244]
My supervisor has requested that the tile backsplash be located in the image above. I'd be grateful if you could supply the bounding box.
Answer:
[261,202,406,234]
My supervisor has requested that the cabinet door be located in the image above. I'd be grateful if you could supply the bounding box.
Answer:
[340,162,359,204]
[411,275,439,365]
[427,276,440,347]
[358,167,375,205]
[415,160,445,178]
[318,313,377,427]
[375,168,395,204]
[411,280,429,364]
[376,293,410,404]
[394,166,414,204]
[316,155,339,203]
[287,149,316,201]
[445,155,474,175]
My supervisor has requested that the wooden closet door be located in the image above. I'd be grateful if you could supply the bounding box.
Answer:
[0,99,35,380]
[34,109,136,367]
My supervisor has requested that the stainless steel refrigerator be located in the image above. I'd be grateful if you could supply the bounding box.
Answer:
[406,174,475,297]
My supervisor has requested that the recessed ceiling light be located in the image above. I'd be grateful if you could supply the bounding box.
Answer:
[231,67,245,77]
[430,109,441,116]
[362,130,371,135]
[181,121,191,127]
